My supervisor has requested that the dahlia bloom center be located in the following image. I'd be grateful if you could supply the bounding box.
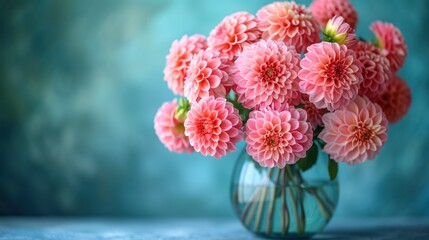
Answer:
[265,134,279,148]
[326,62,347,85]
[265,68,273,77]
[261,65,281,85]
[198,118,220,135]
[264,129,284,148]
[353,124,374,143]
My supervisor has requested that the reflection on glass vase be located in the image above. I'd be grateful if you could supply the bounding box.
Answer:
[230,145,339,239]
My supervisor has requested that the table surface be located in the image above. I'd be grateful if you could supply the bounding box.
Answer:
[0,218,428,240]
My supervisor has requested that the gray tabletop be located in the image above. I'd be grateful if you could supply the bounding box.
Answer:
[0,218,428,240]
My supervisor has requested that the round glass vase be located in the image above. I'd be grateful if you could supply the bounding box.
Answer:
[230,145,339,239]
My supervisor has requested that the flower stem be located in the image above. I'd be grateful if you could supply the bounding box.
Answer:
[310,188,332,221]
[294,164,334,224]
[242,188,261,226]
[286,185,301,234]
[318,187,335,211]
[296,187,306,234]
[240,163,335,237]
[281,168,290,235]
[254,168,273,233]
[266,168,280,235]
[285,165,306,235]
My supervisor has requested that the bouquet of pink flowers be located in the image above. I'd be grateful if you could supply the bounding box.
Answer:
[154,0,411,237]
[155,0,410,169]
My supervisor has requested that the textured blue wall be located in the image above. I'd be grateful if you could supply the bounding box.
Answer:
[0,0,428,218]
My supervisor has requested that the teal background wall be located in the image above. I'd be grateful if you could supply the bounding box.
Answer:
[1,0,428,218]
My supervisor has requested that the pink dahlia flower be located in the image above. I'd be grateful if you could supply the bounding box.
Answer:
[154,100,194,153]
[257,1,320,53]
[234,39,302,110]
[310,0,358,29]
[184,50,230,103]
[208,11,261,61]
[245,106,313,168]
[353,41,392,100]
[370,21,407,73]
[302,95,326,130]
[319,95,388,165]
[164,35,207,95]
[324,15,357,48]
[374,75,411,123]
[184,97,243,158]
[299,42,363,111]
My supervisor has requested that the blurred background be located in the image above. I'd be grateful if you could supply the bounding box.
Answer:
[1,0,428,218]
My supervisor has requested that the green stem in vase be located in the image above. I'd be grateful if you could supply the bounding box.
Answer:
[254,168,273,233]
[244,205,257,228]
[294,170,333,221]
[243,188,261,227]
[285,165,306,235]
[311,188,333,221]
[238,150,335,237]
[317,185,335,211]
[266,168,280,235]
[296,186,306,234]
[238,152,259,225]
[286,184,301,234]
[280,168,290,235]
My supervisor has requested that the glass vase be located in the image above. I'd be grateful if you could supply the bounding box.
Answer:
[230,146,339,239]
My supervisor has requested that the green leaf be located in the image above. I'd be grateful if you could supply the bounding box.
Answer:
[175,98,191,122]
[370,38,381,48]
[226,91,250,123]
[317,139,326,149]
[297,143,318,171]
[328,157,338,180]
[295,103,305,109]
[313,126,324,140]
